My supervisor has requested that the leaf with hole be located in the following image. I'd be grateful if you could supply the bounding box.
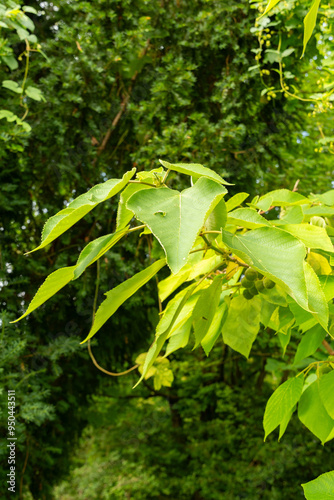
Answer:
[127,177,227,273]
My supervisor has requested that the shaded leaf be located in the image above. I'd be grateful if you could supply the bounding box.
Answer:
[263,377,303,440]
[304,261,329,331]
[192,275,223,348]
[2,80,22,93]
[134,283,198,387]
[201,302,227,356]
[298,380,334,444]
[222,295,261,358]
[294,324,327,365]
[319,371,334,419]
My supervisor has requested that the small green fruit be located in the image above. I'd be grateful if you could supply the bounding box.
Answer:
[243,289,253,300]
[255,280,264,292]
[263,278,275,289]
[250,286,259,296]
[241,277,254,289]
[245,268,258,281]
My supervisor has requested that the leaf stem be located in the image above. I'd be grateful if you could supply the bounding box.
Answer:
[127,225,146,233]
[128,180,156,187]
[201,234,249,268]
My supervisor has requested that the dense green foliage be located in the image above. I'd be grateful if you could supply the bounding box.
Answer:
[54,342,334,500]
[1,0,334,499]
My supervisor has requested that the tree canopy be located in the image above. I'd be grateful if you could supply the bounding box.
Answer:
[1,0,334,498]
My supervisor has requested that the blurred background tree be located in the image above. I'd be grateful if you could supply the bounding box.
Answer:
[0,0,333,498]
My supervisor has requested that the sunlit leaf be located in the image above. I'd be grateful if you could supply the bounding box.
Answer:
[127,177,227,273]
[82,258,166,342]
[302,470,334,500]
[29,169,135,253]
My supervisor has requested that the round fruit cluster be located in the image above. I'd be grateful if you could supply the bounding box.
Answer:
[241,268,275,300]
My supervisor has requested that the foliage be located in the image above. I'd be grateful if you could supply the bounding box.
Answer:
[261,0,324,56]
[53,343,334,500]
[15,160,334,497]
[1,0,334,497]
[0,1,44,150]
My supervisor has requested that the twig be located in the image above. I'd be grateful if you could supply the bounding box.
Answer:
[292,180,300,192]
[201,234,249,268]
[93,39,150,163]
[322,340,334,355]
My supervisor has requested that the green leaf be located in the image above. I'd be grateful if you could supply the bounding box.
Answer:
[278,326,292,357]
[2,80,22,93]
[304,262,329,331]
[29,169,135,253]
[303,206,334,217]
[127,177,227,274]
[263,377,303,440]
[0,110,16,121]
[225,192,249,212]
[204,198,227,235]
[22,6,38,14]
[82,258,166,343]
[227,208,271,229]
[260,299,277,327]
[312,190,334,206]
[159,159,231,185]
[222,227,308,310]
[279,224,333,252]
[302,0,321,57]
[158,249,224,302]
[298,380,334,444]
[222,295,261,358]
[294,324,327,365]
[25,86,45,102]
[74,228,129,279]
[11,267,76,323]
[165,316,192,356]
[192,275,223,348]
[256,189,308,211]
[157,283,207,340]
[261,0,281,17]
[320,275,334,302]
[201,302,227,355]
[278,405,295,440]
[152,358,174,390]
[319,371,334,420]
[134,282,198,387]
[2,55,18,70]
[276,205,304,225]
[302,471,334,500]
[13,228,129,322]
[116,182,152,230]
[17,27,30,40]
